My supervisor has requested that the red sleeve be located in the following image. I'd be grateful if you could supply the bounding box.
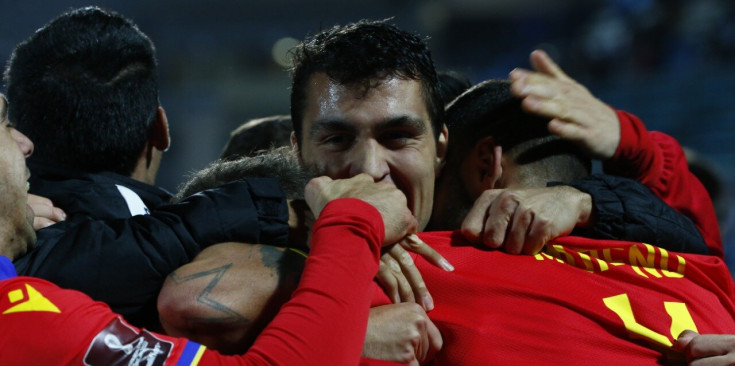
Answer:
[201,197,384,365]
[0,198,384,366]
[603,110,723,258]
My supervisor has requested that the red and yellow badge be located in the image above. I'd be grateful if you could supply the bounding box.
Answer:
[2,283,61,314]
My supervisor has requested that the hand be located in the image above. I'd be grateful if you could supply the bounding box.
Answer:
[461,186,593,254]
[375,236,453,311]
[509,49,621,160]
[305,174,418,246]
[362,303,442,365]
[28,193,66,230]
[674,330,735,365]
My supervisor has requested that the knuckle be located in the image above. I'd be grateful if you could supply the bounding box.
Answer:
[400,252,414,266]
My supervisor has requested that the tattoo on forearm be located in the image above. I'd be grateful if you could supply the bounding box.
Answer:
[260,245,282,270]
[168,264,249,324]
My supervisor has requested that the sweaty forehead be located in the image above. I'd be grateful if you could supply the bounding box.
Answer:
[303,73,431,134]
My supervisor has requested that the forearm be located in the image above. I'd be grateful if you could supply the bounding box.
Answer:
[242,198,382,364]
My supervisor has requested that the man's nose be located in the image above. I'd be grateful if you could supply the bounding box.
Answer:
[350,140,390,182]
[11,127,34,158]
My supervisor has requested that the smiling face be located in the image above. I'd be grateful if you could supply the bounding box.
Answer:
[0,95,35,260]
[296,73,447,230]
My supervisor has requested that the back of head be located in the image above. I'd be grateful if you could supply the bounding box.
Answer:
[445,79,590,185]
[289,19,443,144]
[4,6,159,176]
[220,115,293,160]
[437,70,472,106]
[174,147,311,203]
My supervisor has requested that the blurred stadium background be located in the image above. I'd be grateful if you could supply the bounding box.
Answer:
[2,0,734,264]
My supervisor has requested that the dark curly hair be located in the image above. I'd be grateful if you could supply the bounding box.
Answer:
[289,19,443,144]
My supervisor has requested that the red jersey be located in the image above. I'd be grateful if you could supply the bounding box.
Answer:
[393,231,735,365]
[0,198,383,366]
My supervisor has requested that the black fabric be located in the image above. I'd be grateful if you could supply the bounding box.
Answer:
[15,162,290,328]
[550,174,708,255]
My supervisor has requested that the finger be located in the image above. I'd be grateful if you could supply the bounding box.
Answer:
[27,193,53,206]
[521,95,569,121]
[52,207,67,221]
[690,354,735,366]
[547,118,587,142]
[400,234,454,272]
[504,205,530,254]
[482,194,518,248]
[425,317,443,362]
[461,190,502,244]
[687,334,735,359]
[376,259,400,303]
[511,73,562,100]
[674,330,699,352]
[509,67,532,83]
[529,49,571,81]
[33,217,56,231]
[387,246,419,305]
[29,203,66,223]
[524,215,549,255]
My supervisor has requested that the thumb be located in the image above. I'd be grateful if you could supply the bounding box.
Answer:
[673,329,699,352]
[529,49,570,81]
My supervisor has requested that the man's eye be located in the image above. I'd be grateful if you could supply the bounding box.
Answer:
[322,134,353,148]
[380,131,414,147]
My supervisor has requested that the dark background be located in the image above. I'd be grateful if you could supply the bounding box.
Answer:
[2,0,734,265]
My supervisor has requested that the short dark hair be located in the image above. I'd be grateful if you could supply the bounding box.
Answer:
[173,147,312,203]
[445,79,590,183]
[289,19,443,144]
[4,6,159,176]
[220,115,293,160]
[437,70,472,106]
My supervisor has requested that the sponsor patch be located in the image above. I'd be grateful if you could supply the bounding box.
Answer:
[84,317,172,366]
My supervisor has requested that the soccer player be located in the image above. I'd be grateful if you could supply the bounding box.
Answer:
[0,92,417,365]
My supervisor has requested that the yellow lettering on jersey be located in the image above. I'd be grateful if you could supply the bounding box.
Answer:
[3,284,61,314]
[603,294,672,347]
[629,244,662,278]
[538,242,686,279]
[577,251,597,272]
[662,254,686,279]
[534,252,563,263]
[600,248,626,265]
[604,294,698,347]
[550,245,575,265]
[665,302,697,338]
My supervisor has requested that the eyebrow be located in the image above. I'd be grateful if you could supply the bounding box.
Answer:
[308,115,427,140]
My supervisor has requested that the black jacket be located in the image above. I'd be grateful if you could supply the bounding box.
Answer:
[15,162,290,328]
[560,174,708,255]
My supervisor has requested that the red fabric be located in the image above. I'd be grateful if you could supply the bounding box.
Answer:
[604,110,723,257]
[0,198,383,366]
[398,231,735,365]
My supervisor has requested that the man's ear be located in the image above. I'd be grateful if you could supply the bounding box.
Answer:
[151,107,170,152]
[290,131,303,161]
[435,124,449,176]
[474,136,503,190]
[290,131,298,150]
